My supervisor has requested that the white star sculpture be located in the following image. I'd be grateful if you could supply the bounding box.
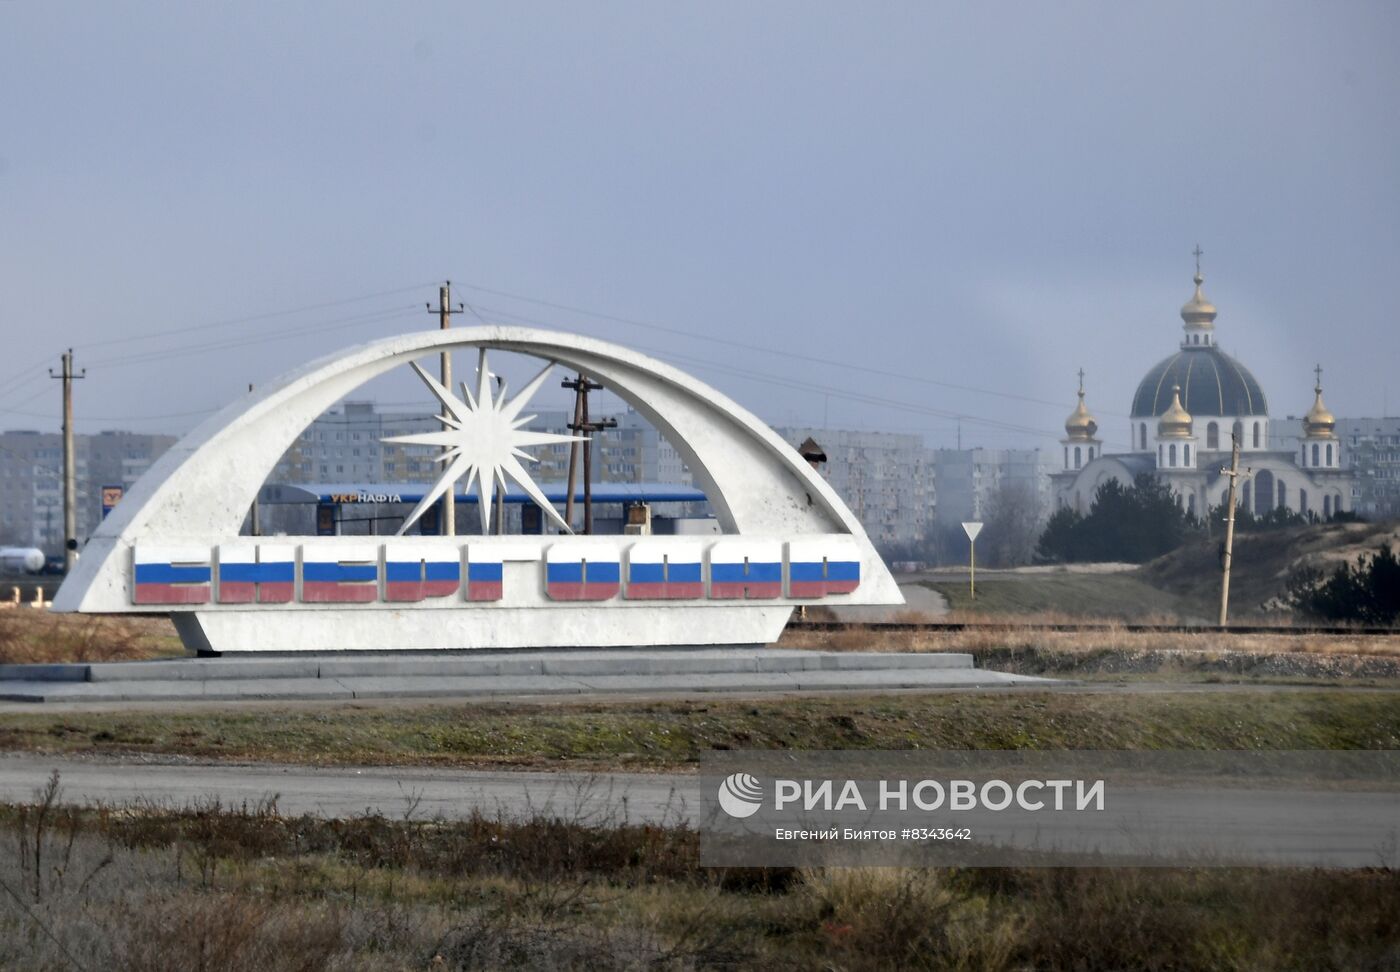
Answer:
[384,351,586,536]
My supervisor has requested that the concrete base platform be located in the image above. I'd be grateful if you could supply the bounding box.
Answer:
[0,649,1055,703]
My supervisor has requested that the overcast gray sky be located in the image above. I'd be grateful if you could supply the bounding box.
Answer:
[2,2,1396,454]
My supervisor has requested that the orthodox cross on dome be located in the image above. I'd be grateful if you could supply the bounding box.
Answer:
[1314,363,1324,391]
[1192,243,1204,278]
[1076,367,1085,395]
[383,352,587,536]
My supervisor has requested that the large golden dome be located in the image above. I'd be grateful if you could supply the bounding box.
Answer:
[1157,385,1193,438]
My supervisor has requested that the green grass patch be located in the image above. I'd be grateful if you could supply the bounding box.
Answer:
[3,689,1398,769]
[925,571,1200,619]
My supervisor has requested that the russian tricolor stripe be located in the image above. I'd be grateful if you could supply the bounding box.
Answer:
[787,539,862,597]
[130,536,862,607]
[708,540,783,599]
[132,546,212,605]
[466,553,503,602]
[824,560,860,594]
[216,544,295,603]
[301,545,379,602]
[383,544,460,602]
[546,543,621,601]
[625,541,704,599]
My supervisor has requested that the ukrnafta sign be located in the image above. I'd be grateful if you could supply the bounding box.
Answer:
[54,327,902,653]
[701,750,1400,868]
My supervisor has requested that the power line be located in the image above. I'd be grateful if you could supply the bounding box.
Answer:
[84,305,421,369]
[0,281,436,409]
[75,281,438,353]
[451,279,1113,416]
[1,406,219,423]
[0,368,56,412]
[466,301,1112,446]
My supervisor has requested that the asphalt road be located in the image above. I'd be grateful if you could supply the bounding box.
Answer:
[0,753,699,825]
[4,753,1395,867]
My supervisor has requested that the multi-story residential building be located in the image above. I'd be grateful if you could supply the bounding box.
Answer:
[0,429,176,553]
[270,402,693,487]
[1272,415,1400,519]
[931,447,1054,527]
[771,426,934,547]
[1338,418,1400,518]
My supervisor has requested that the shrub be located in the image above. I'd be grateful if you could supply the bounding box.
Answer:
[1287,544,1400,626]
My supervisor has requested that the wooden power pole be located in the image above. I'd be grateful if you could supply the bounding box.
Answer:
[559,373,615,534]
[49,349,85,571]
[429,283,463,535]
[1218,431,1248,627]
[248,383,261,536]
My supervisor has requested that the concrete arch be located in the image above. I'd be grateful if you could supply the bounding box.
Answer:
[57,326,900,613]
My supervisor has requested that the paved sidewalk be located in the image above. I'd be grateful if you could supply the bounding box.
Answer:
[0,648,1057,704]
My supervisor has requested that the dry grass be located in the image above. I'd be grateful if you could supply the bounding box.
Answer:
[1,779,1396,970]
[784,621,1400,658]
[0,610,182,665]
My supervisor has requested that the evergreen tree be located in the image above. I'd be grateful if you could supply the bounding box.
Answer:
[1036,474,1198,563]
[1036,506,1084,562]
[1288,545,1400,625]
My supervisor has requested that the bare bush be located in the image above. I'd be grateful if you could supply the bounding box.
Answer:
[0,611,177,665]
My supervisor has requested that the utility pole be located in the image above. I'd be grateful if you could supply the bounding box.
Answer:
[428,283,464,535]
[1218,431,1248,627]
[49,349,85,571]
[248,383,261,536]
[560,378,599,537]
[560,374,616,534]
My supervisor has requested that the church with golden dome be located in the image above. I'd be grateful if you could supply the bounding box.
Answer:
[1051,261,1353,520]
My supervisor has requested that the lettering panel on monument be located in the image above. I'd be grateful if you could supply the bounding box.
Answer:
[217,543,295,603]
[300,545,379,603]
[546,542,621,601]
[709,540,782,600]
[132,545,212,605]
[625,540,704,600]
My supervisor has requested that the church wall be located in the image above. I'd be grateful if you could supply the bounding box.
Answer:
[1129,416,1270,454]
[1055,456,1349,522]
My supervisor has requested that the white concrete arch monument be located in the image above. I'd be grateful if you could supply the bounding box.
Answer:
[54,327,902,652]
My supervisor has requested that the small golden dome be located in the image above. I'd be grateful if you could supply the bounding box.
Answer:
[1180,272,1217,325]
[1064,370,1098,441]
[1065,395,1098,441]
[1157,384,1193,438]
[1303,367,1336,438]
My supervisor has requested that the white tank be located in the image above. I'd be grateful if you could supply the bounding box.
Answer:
[0,547,46,574]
